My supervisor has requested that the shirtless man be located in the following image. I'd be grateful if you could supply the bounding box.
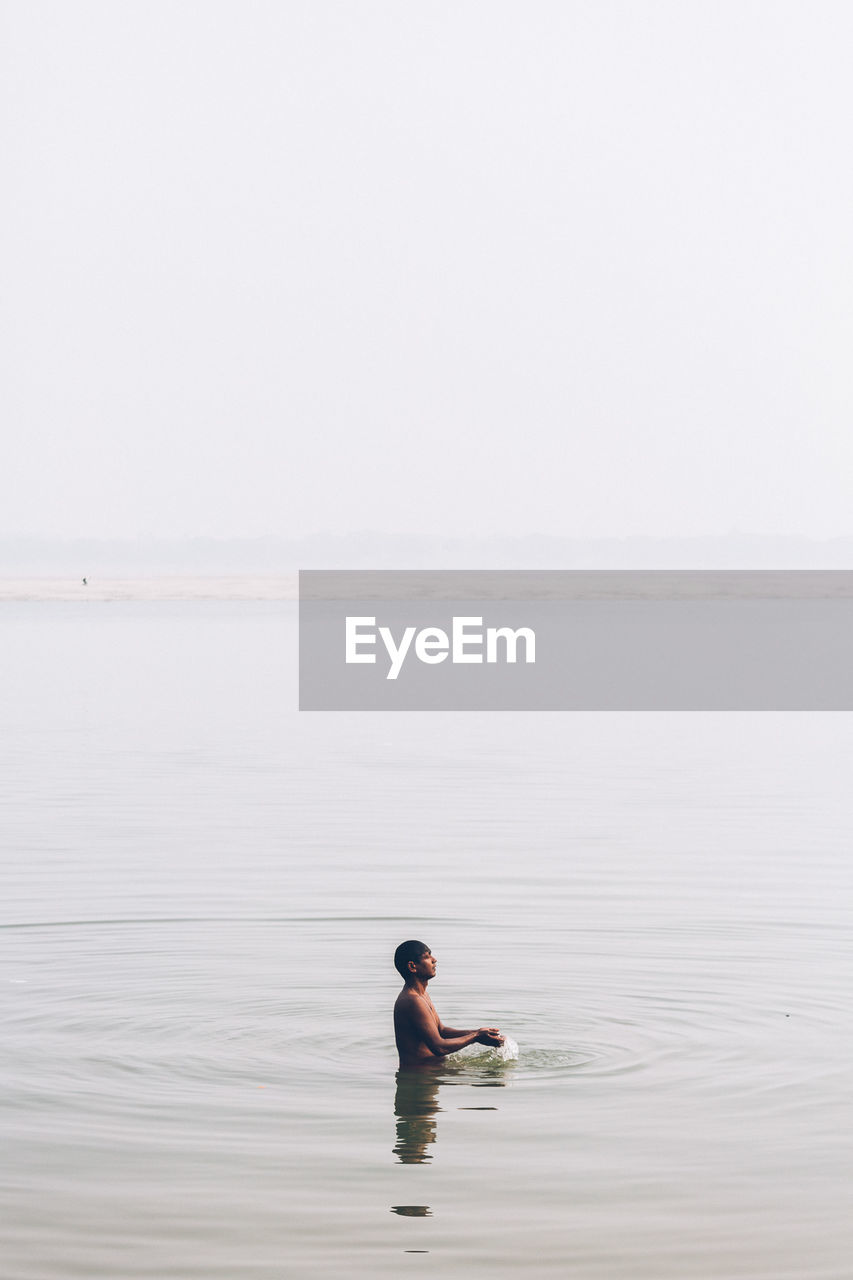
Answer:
[393,940,505,1068]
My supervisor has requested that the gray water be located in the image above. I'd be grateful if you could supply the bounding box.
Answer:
[2,602,852,1278]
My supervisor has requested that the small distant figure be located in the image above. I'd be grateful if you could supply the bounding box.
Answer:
[393,940,504,1068]
[82,577,88,586]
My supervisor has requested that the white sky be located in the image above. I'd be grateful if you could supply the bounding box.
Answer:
[2,1,852,540]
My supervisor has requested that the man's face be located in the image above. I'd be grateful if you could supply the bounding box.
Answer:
[410,948,437,980]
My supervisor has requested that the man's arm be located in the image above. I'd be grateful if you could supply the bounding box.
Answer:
[441,1024,504,1045]
[437,1012,503,1043]
[436,1018,469,1036]
[410,1000,501,1056]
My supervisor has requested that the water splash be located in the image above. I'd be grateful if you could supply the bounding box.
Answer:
[494,1034,519,1062]
[464,1034,518,1064]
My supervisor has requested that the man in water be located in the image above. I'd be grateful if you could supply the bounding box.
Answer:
[393,940,504,1068]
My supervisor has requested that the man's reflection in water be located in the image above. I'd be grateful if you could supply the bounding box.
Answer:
[393,1065,507,1164]
[393,1069,442,1164]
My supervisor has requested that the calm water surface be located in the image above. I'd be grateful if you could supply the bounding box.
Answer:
[2,603,852,1277]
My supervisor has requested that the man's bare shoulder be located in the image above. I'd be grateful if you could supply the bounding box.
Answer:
[394,987,434,1018]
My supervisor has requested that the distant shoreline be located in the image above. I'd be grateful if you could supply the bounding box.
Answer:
[0,576,299,601]
[4,570,853,603]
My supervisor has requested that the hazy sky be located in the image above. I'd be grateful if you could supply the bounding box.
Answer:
[2,2,852,540]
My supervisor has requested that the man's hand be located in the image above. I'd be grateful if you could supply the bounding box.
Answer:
[476,1027,505,1047]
